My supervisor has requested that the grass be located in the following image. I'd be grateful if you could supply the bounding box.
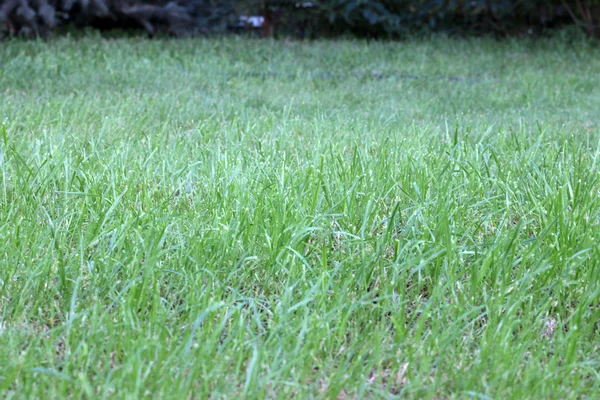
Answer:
[1,34,600,398]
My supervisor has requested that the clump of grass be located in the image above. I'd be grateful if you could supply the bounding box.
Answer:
[1,36,600,398]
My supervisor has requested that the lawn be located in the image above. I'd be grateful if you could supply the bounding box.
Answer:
[1,34,600,399]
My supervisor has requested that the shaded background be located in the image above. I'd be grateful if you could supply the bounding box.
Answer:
[1,0,599,39]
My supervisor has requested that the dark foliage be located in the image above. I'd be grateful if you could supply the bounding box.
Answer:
[308,0,600,38]
[1,0,599,38]
[0,0,236,37]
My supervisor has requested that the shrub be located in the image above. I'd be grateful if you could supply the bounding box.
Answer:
[1,0,599,38]
[0,0,236,37]
[305,0,600,37]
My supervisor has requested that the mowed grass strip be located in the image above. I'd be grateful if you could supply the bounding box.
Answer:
[1,36,600,398]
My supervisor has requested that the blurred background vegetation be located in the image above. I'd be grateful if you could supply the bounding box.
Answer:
[1,0,599,39]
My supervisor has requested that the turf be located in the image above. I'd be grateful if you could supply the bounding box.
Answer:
[1,34,600,399]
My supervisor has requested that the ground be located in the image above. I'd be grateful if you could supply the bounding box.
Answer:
[1,35,600,398]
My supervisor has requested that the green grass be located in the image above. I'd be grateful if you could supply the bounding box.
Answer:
[1,35,600,399]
